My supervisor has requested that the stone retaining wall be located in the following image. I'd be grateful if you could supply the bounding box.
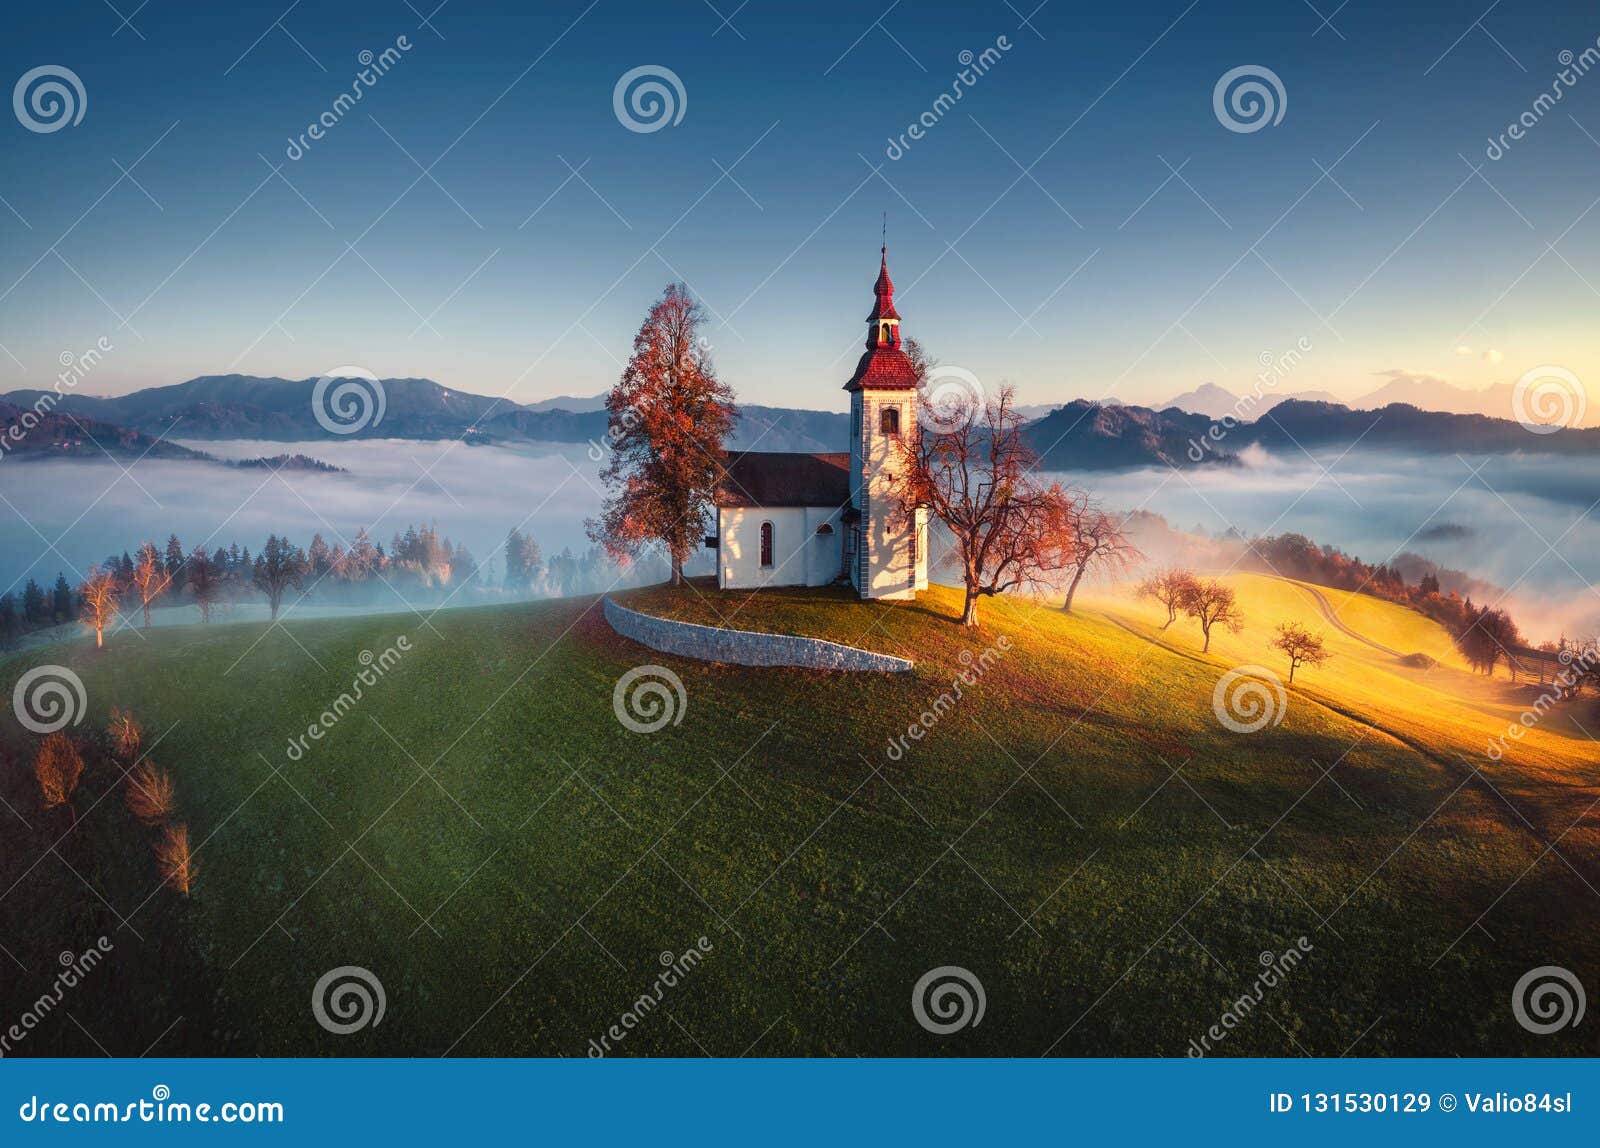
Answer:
[603,597,913,673]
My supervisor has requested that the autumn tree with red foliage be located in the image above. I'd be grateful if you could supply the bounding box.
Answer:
[1138,567,1199,629]
[34,733,85,825]
[897,384,1076,627]
[590,284,737,586]
[1271,621,1329,684]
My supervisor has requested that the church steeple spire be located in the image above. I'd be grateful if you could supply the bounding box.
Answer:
[866,245,901,348]
[845,242,918,392]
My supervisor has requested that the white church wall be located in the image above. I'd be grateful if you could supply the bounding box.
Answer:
[718,505,845,590]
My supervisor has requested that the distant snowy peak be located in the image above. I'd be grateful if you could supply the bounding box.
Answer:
[1157,382,1340,419]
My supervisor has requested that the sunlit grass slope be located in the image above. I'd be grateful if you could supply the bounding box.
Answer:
[1,575,1596,1057]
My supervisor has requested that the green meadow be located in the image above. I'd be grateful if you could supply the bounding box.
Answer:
[2,574,1596,1056]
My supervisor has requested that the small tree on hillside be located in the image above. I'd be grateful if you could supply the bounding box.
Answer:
[155,823,196,895]
[1060,492,1141,613]
[1271,621,1329,684]
[35,733,85,826]
[126,762,177,825]
[107,708,143,763]
[252,535,308,621]
[131,541,171,629]
[1138,567,1199,629]
[78,565,120,649]
[897,385,1075,627]
[590,283,737,586]
[188,547,219,622]
[1182,577,1244,653]
[1457,605,1522,677]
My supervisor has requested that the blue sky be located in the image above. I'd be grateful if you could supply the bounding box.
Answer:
[3,0,1600,411]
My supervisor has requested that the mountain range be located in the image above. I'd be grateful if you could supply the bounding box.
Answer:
[1156,374,1587,425]
[4,374,1595,473]
[0,398,344,470]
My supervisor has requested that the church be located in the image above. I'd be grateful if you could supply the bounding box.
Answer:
[708,247,930,600]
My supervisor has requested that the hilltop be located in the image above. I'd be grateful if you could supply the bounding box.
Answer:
[1,576,1595,1056]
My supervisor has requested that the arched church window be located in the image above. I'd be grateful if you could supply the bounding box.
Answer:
[760,521,774,568]
[880,406,900,436]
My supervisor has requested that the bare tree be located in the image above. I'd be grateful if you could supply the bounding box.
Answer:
[35,733,85,826]
[155,823,196,895]
[79,565,120,649]
[188,546,219,622]
[107,708,142,762]
[126,762,177,825]
[1271,621,1329,683]
[1183,577,1244,653]
[1059,492,1142,613]
[590,283,737,586]
[897,385,1074,627]
[1138,567,1199,629]
[252,535,308,621]
[130,541,171,629]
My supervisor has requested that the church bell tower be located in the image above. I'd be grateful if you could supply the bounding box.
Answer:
[845,246,927,600]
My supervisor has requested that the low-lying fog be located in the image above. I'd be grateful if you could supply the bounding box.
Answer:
[1046,445,1600,641]
[1,440,1595,640]
[0,438,611,598]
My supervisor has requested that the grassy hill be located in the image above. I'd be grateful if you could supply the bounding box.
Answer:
[1,575,1596,1056]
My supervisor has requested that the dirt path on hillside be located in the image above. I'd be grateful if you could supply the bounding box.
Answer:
[1263,576,1404,658]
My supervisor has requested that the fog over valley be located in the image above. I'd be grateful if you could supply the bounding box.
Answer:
[2,441,1596,642]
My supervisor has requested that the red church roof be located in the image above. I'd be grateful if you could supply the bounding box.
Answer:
[846,246,918,392]
[717,451,850,508]
[866,249,900,321]
[845,347,919,390]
